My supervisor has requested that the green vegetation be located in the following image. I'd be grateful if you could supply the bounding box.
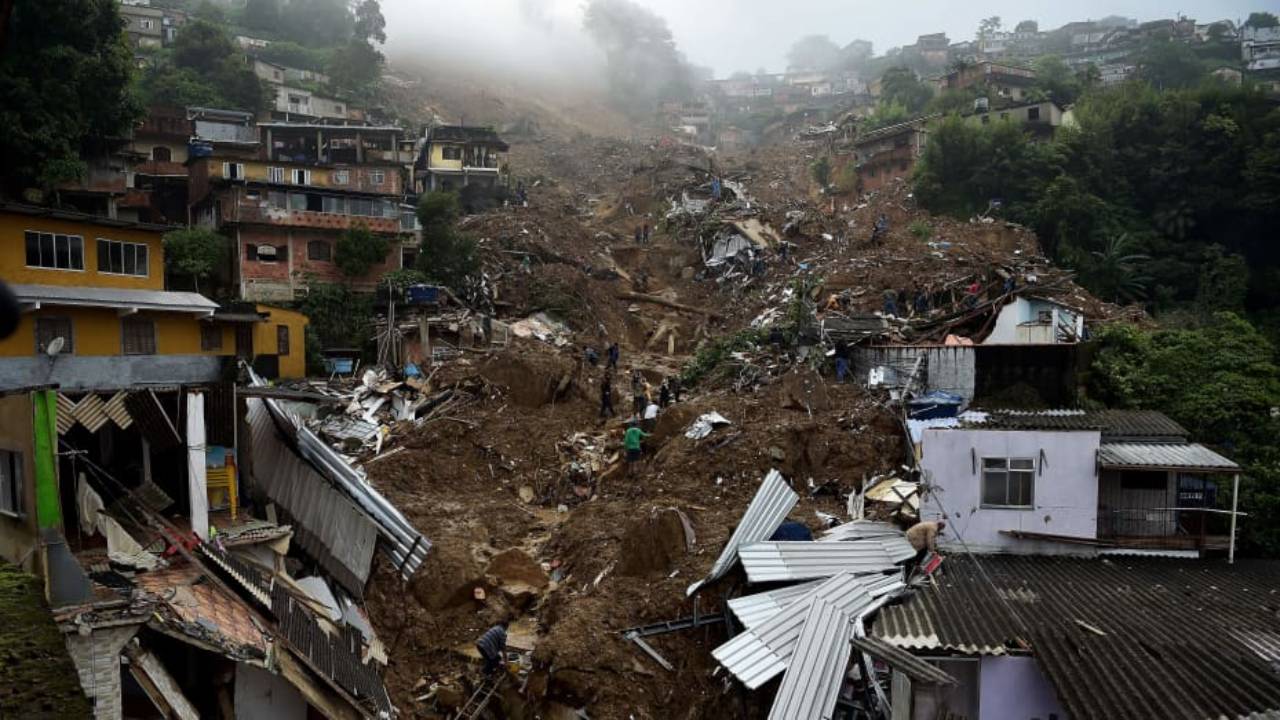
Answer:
[909,220,933,241]
[163,228,229,293]
[878,66,933,113]
[415,191,480,293]
[334,223,390,278]
[0,0,141,194]
[139,19,269,112]
[298,280,374,349]
[0,564,93,718]
[809,156,832,187]
[681,328,767,386]
[1087,317,1280,556]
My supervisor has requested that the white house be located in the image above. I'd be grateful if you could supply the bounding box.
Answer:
[917,409,1241,556]
[983,296,1084,344]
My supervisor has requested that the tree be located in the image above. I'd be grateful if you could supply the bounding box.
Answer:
[810,156,831,187]
[1014,20,1038,34]
[863,100,910,130]
[0,0,141,195]
[416,191,479,291]
[1082,234,1152,303]
[352,0,386,44]
[786,34,840,71]
[327,39,383,103]
[163,228,228,293]
[1031,55,1083,106]
[583,0,692,113]
[1138,39,1204,89]
[243,0,280,32]
[334,224,390,278]
[173,19,234,75]
[879,67,932,113]
[978,16,1002,39]
[1244,12,1279,29]
[280,0,352,46]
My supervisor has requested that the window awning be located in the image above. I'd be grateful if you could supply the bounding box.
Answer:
[1098,442,1240,473]
[11,284,218,316]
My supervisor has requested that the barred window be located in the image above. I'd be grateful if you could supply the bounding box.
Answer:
[34,317,73,354]
[276,325,290,355]
[122,318,156,355]
[201,324,222,351]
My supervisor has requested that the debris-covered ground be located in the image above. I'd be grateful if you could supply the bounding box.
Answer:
[338,111,1133,718]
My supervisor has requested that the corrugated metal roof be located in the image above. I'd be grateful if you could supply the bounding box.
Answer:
[11,284,218,314]
[818,520,904,542]
[1098,442,1240,472]
[850,636,956,685]
[965,409,1188,439]
[738,538,913,583]
[730,573,905,630]
[873,555,1280,720]
[687,469,797,596]
[713,573,876,689]
[766,598,854,720]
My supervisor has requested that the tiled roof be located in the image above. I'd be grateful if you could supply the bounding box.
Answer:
[966,409,1189,439]
[874,555,1280,720]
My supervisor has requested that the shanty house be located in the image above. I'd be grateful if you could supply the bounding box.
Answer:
[851,118,931,193]
[915,409,1242,556]
[417,125,510,192]
[982,295,1083,344]
[872,554,1280,720]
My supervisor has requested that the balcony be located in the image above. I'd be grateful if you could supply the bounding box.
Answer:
[1097,508,1232,551]
[234,205,400,233]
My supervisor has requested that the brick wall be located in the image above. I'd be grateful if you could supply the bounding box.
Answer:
[238,226,401,300]
[65,624,140,719]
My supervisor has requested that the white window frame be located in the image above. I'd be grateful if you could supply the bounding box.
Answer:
[96,238,150,277]
[223,162,245,180]
[0,450,23,518]
[24,231,85,272]
[981,456,1036,509]
[370,170,386,185]
[268,166,284,183]
[332,170,350,185]
[140,19,154,30]
[292,168,310,185]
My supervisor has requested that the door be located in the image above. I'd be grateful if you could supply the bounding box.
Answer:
[235,324,254,359]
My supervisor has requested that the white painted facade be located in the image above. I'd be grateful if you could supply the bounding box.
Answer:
[984,297,1083,345]
[919,428,1101,554]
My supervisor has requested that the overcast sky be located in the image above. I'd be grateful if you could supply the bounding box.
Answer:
[380,0,1267,77]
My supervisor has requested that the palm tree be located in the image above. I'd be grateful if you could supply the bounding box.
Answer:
[1088,234,1152,303]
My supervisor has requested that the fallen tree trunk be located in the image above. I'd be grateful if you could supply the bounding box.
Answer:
[617,292,721,319]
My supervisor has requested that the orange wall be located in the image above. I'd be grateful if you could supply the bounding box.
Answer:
[255,304,309,379]
[0,211,165,290]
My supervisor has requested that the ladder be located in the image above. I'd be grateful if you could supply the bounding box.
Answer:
[454,671,506,720]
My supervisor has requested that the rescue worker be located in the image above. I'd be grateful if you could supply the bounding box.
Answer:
[906,520,946,565]
[475,621,509,676]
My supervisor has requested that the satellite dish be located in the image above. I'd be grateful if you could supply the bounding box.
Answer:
[45,337,64,357]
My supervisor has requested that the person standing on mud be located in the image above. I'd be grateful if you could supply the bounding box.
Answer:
[624,422,650,475]
[600,375,615,419]
[631,370,646,416]
[475,621,509,676]
[607,342,620,371]
[634,225,643,244]
[643,223,651,243]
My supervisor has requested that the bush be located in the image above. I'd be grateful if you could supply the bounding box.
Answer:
[909,221,933,241]
[334,223,390,278]
[416,191,480,292]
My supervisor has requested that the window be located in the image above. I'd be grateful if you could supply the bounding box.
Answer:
[370,170,386,185]
[152,146,171,162]
[122,318,156,356]
[1037,310,1053,323]
[441,146,462,160]
[268,190,287,208]
[273,70,282,80]
[292,169,310,185]
[981,115,991,125]
[307,240,331,261]
[140,19,154,29]
[0,450,23,518]
[24,231,84,270]
[982,457,1035,508]
[201,324,222,351]
[277,325,290,355]
[349,198,374,216]
[245,243,258,260]
[268,167,284,183]
[322,196,346,214]
[288,94,307,105]
[1027,106,1041,121]
[332,170,350,185]
[34,317,73,355]
[96,239,149,276]
[223,162,244,180]
[334,105,343,114]
[289,193,307,211]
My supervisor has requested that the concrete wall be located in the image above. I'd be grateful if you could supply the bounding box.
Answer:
[66,624,140,719]
[234,663,308,720]
[0,392,38,570]
[979,656,1066,720]
[855,346,976,402]
[0,355,222,392]
[255,305,308,379]
[920,428,1101,553]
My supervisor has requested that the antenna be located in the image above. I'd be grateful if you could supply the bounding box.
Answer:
[45,337,64,357]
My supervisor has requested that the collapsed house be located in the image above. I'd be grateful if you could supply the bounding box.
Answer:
[0,371,424,718]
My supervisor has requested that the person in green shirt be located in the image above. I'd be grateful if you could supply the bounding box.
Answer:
[623,422,649,475]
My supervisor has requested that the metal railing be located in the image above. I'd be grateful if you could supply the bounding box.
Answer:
[1097,508,1231,550]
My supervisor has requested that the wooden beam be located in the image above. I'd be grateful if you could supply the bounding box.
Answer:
[235,387,341,403]
[617,292,720,319]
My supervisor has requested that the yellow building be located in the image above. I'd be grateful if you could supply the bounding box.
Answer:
[0,204,310,388]
[419,125,509,192]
